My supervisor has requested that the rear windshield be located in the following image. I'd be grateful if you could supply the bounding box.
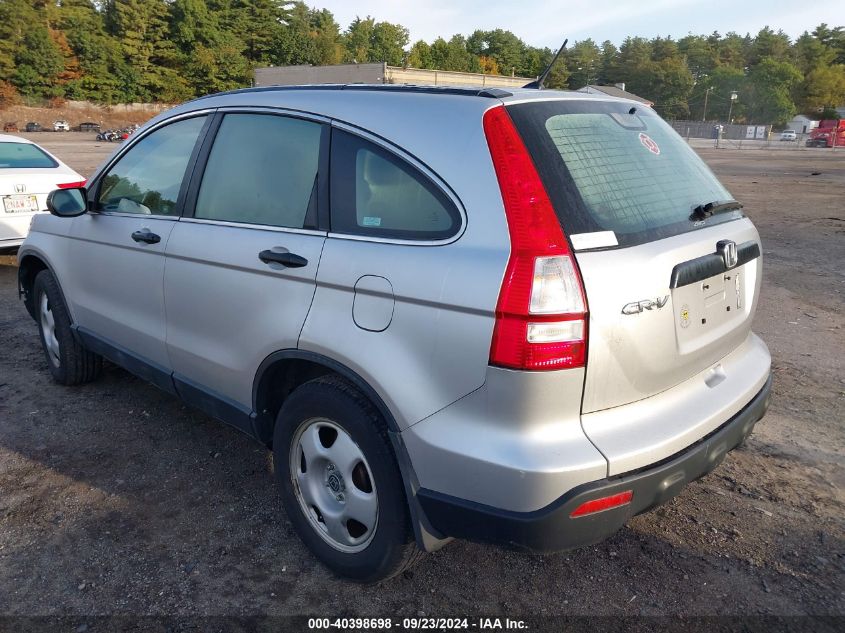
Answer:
[0,142,58,169]
[508,100,740,248]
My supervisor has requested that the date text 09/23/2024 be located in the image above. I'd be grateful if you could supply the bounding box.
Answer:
[307,617,528,630]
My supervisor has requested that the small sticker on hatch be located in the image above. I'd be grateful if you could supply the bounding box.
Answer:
[679,304,691,328]
[639,132,660,155]
[362,216,382,227]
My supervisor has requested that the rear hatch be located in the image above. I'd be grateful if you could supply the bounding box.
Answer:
[508,98,761,413]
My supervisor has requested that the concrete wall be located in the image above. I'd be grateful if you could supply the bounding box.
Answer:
[254,63,533,89]
[385,66,531,88]
[255,64,386,86]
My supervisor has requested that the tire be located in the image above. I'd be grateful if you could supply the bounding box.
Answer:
[273,375,423,582]
[33,269,102,385]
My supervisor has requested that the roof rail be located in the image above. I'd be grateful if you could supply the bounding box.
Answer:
[193,83,513,102]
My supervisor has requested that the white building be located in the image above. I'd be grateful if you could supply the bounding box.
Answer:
[785,114,819,133]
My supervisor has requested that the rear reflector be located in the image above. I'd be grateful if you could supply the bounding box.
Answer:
[57,180,86,189]
[570,490,633,518]
[484,105,588,371]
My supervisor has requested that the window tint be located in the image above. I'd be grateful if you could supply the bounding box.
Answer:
[509,101,738,247]
[97,116,207,216]
[331,130,459,240]
[0,142,58,169]
[194,114,322,229]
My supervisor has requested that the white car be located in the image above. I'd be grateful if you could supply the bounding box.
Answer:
[0,134,84,251]
[53,120,70,132]
[780,130,797,141]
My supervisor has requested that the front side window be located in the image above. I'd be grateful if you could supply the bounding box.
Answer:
[194,113,323,229]
[0,142,58,169]
[330,130,460,240]
[97,116,207,216]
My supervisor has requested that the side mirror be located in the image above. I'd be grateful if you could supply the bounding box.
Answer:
[46,187,88,217]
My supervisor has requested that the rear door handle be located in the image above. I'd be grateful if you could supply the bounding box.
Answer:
[131,229,161,244]
[258,249,308,268]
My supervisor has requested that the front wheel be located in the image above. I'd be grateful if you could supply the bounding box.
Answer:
[33,270,102,385]
[273,376,422,582]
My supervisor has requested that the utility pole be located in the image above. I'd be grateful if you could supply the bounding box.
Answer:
[702,87,713,121]
[727,90,738,124]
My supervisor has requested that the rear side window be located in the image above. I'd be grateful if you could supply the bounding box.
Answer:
[508,101,738,247]
[194,113,323,229]
[98,116,207,216]
[330,130,459,240]
[0,142,57,168]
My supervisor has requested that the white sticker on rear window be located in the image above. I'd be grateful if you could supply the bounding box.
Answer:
[362,216,382,227]
[639,132,660,155]
[569,231,619,250]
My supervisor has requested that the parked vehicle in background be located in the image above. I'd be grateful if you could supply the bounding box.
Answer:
[25,122,43,133]
[806,120,845,147]
[17,85,771,582]
[78,122,101,133]
[779,129,797,141]
[96,130,124,142]
[53,120,70,132]
[3,122,18,133]
[0,134,84,251]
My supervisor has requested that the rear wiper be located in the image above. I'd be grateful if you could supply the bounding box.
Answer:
[689,200,743,222]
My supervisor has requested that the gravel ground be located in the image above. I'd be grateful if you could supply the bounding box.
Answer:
[0,137,843,624]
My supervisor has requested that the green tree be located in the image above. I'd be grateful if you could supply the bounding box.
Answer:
[467,29,526,75]
[210,0,287,64]
[342,17,407,65]
[343,16,374,63]
[793,31,835,74]
[597,40,618,84]
[800,64,845,112]
[0,0,41,79]
[744,57,803,124]
[105,0,186,101]
[566,39,601,88]
[678,34,718,82]
[13,27,64,99]
[748,26,792,66]
[370,21,409,65]
[407,40,432,68]
[308,8,342,65]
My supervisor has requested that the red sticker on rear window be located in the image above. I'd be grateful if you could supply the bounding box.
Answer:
[639,132,660,155]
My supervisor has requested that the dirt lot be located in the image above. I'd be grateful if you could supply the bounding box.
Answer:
[1,102,161,134]
[0,137,843,624]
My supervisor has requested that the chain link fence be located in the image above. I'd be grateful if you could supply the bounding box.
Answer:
[669,119,841,152]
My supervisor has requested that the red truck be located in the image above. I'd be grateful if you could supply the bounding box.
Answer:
[806,119,845,147]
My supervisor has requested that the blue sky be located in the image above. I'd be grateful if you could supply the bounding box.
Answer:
[315,0,828,48]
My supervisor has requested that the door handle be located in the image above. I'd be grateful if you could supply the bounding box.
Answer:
[258,249,308,268]
[131,229,161,244]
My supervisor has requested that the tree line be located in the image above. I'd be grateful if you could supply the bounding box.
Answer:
[1,1,844,125]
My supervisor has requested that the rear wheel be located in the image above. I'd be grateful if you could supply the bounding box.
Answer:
[33,270,102,385]
[273,375,422,582]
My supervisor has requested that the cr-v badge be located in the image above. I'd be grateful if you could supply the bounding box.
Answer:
[621,295,669,315]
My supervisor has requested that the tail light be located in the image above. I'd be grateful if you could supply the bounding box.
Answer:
[57,180,86,189]
[483,105,587,371]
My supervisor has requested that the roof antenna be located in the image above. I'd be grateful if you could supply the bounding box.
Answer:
[523,39,568,90]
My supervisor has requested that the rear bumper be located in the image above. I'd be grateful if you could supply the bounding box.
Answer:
[416,373,771,553]
[0,238,24,252]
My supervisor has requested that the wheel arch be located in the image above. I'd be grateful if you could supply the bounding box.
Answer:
[17,249,57,320]
[252,349,450,552]
[252,349,399,447]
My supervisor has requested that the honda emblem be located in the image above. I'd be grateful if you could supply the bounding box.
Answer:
[717,240,738,269]
[14,183,25,193]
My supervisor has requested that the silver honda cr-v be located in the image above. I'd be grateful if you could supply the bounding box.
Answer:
[18,85,771,582]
